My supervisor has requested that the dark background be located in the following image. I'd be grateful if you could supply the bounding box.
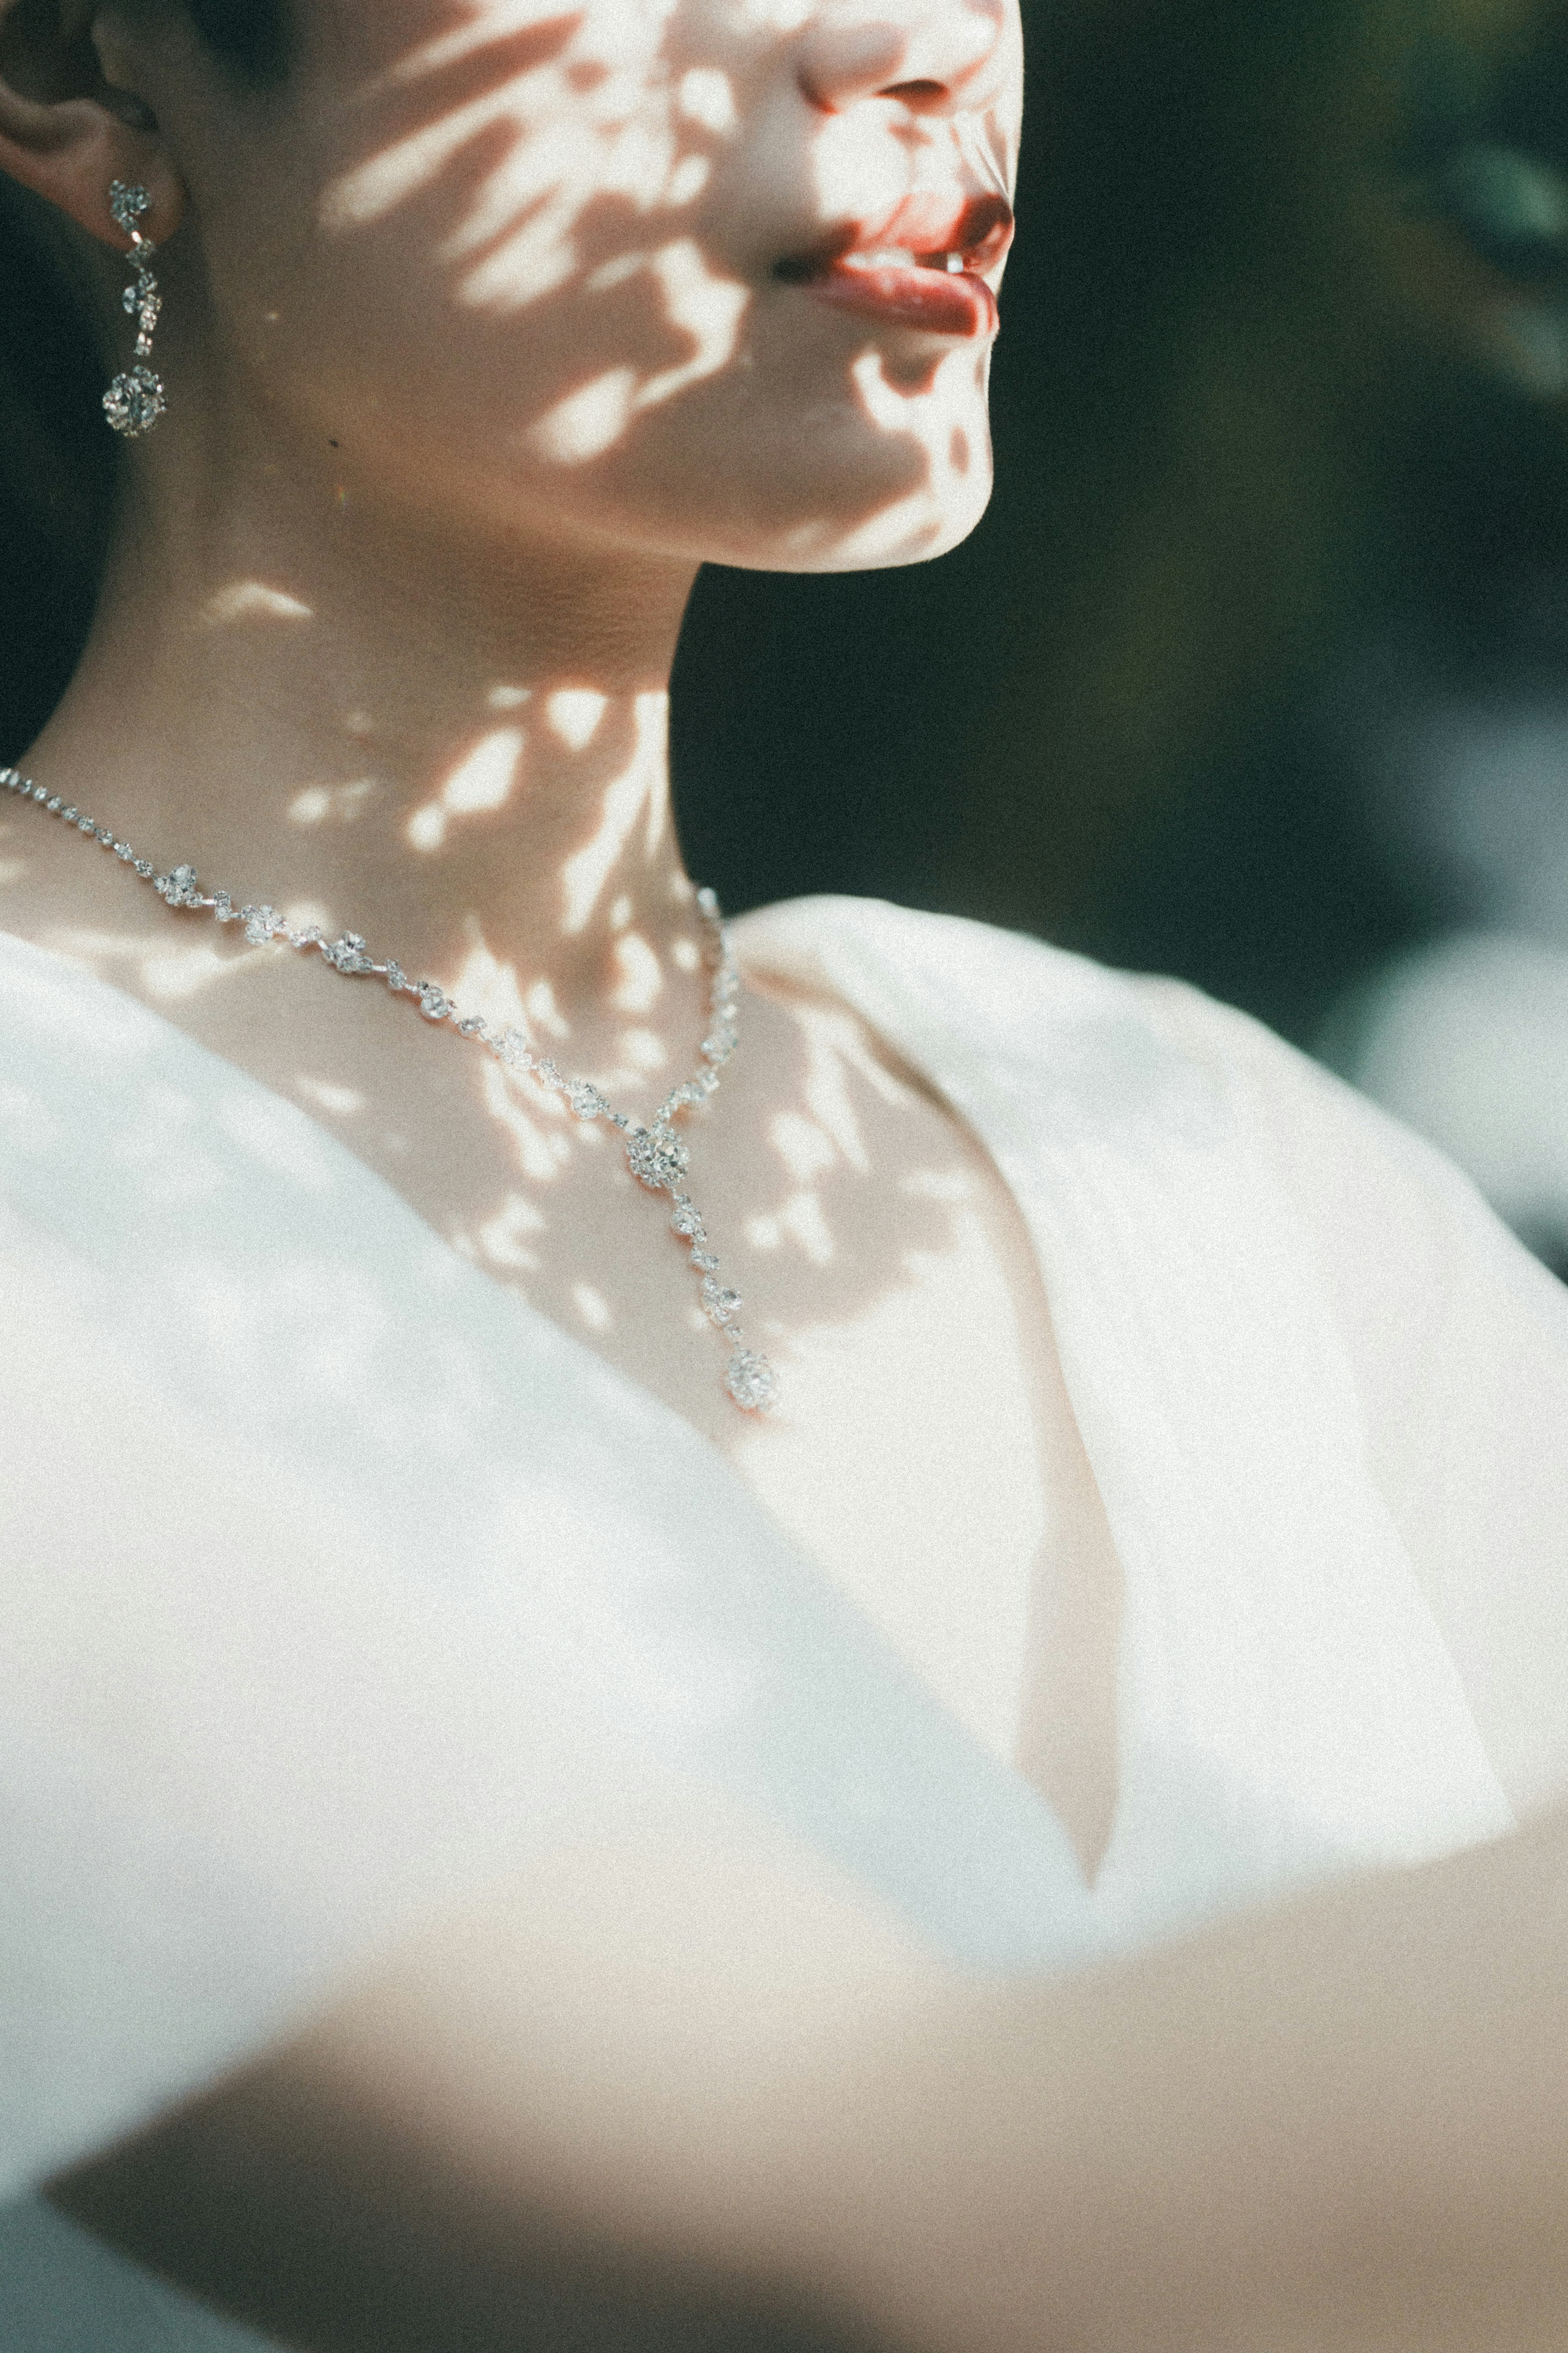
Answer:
[674,0,1568,1049]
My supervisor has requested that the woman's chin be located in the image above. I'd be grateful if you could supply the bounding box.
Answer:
[767,478,994,574]
[563,406,997,576]
[726,443,996,574]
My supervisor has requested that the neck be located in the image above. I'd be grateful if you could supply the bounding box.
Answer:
[27,414,704,1066]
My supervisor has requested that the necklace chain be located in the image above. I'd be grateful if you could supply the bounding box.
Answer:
[1,766,779,1415]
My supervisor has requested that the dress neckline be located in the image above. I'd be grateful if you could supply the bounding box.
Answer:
[0,902,1515,1956]
[0,915,1114,1926]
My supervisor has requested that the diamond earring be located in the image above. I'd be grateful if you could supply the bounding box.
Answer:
[103,182,167,438]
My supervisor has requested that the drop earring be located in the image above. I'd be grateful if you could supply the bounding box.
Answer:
[103,182,167,438]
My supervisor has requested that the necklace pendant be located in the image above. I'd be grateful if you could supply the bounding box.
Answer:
[4,776,775,1421]
[626,1122,690,1192]
[725,1348,779,1414]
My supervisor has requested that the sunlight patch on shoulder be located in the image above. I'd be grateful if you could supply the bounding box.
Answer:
[296,1076,366,1118]
[140,944,238,1002]
[769,1112,836,1187]
[779,1189,835,1266]
[478,1189,547,1270]
[572,1280,613,1332]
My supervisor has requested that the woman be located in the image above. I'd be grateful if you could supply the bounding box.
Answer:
[2,2,1568,2347]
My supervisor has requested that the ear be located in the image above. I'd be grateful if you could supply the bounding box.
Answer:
[0,0,185,250]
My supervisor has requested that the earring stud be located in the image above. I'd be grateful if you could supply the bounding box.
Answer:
[103,182,167,438]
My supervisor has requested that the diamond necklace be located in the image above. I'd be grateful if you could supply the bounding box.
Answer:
[0,765,779,1415]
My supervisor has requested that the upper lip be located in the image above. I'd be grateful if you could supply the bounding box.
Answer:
[775,191,1014,282]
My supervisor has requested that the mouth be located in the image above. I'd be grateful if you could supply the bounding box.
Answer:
[774,192,1013,339]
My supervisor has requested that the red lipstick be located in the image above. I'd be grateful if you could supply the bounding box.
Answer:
[776,192,1013,340]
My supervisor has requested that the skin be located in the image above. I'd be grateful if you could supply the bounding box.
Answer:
[0,0,1122,1865]
[4,6,1568,2351]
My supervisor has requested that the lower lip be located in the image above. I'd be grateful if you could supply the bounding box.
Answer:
[800,262,999,339]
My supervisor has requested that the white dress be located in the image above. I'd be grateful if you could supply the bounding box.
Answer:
[2,896,1566,2349]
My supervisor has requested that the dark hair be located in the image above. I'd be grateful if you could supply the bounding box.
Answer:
[126,0,293,87]
[0,0,291,763]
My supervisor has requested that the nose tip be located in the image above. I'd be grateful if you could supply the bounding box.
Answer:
[795,0,1005,115]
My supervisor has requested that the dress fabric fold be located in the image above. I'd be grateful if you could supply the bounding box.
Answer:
[0,899,1542,2351]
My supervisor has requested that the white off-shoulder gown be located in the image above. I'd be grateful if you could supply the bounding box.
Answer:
[2,897,1566,2348]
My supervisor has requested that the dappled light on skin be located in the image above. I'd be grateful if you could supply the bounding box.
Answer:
[289,780,381,828]
[321,0,710,303]
[572,1279,614,1331]
[729,1179,1045,1766]
[37,922,255,1008]
[447,932,667,1120]
[280,901,336,940]
[531,240,752,453]
[784,1190,834,1263]
[561,692,670,933]
[808,64,996,234]
[545,688,608,749]
[441,731,528,813]
[0,812,30,895]
[288,0,1016,556]
[610,930,664,1013]
[799,998,909,1169]
[616,1025,670,1073]
[3,763,1076,1781]
[406,726,526,850]
[771,1110,839,1187]
[475,1187,547,1270]
[706,1042,1050,1769]
[786,346,987,564]
[523,977,573,1039]
[137,945,238,1002]
[320,0,758,457]
[482,1052,577,1183]
[773,1188,837,1263]
[677,68,738,136]
[296,1076,369,1118]
[0,0,1056,1831]
[530,366,640,464]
